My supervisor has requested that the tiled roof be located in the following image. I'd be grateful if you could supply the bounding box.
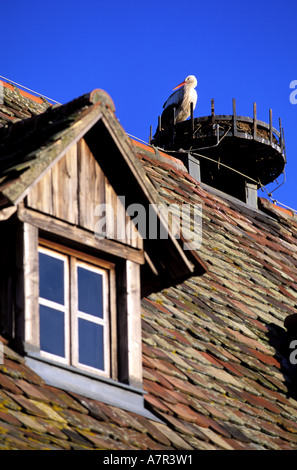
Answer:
[137,150,297,450]
[1,82,297,450]
[0,336,175,450]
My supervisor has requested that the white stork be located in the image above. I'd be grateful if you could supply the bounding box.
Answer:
[161,75,198,129]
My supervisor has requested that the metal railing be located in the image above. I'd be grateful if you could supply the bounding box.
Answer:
[151,98,286,161]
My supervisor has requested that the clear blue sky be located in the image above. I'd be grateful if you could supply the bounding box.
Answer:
[1,0,296,210]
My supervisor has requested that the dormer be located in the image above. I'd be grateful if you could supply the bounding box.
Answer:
[0,88,205,416]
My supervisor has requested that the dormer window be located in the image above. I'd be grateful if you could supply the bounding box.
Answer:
[38,244,113,377]
[0,88,205,418]
[20,225,147,416]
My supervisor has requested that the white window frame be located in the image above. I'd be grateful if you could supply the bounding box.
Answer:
[38,244,113,378]
[38,247,70,365]
[71,259,110,377]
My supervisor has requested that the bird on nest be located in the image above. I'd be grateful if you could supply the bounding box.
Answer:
[160,75,198,129]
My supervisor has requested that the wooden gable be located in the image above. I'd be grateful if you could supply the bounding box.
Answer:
[25,137,143,251]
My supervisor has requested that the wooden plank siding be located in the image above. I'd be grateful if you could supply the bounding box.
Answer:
[26,138,143,250]
[77,138,100,231]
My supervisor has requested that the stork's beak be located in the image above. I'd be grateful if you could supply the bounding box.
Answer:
[173,80,186,91]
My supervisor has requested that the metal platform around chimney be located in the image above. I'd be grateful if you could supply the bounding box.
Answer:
[151,99,286,188]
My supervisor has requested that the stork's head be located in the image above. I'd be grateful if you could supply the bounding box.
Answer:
[173,75,197,90]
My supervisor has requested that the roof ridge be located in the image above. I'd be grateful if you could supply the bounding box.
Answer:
[259,197,297,219]
[1,80,50,105]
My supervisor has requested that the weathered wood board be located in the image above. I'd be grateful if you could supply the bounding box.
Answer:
[26,138,143,250]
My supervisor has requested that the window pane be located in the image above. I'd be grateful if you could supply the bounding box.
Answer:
[39,252,64,305]
[77,266,104,318]
[40,305,65,357]
[78,319,104,370]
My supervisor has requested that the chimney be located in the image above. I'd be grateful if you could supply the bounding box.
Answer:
[151,99,286,209]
